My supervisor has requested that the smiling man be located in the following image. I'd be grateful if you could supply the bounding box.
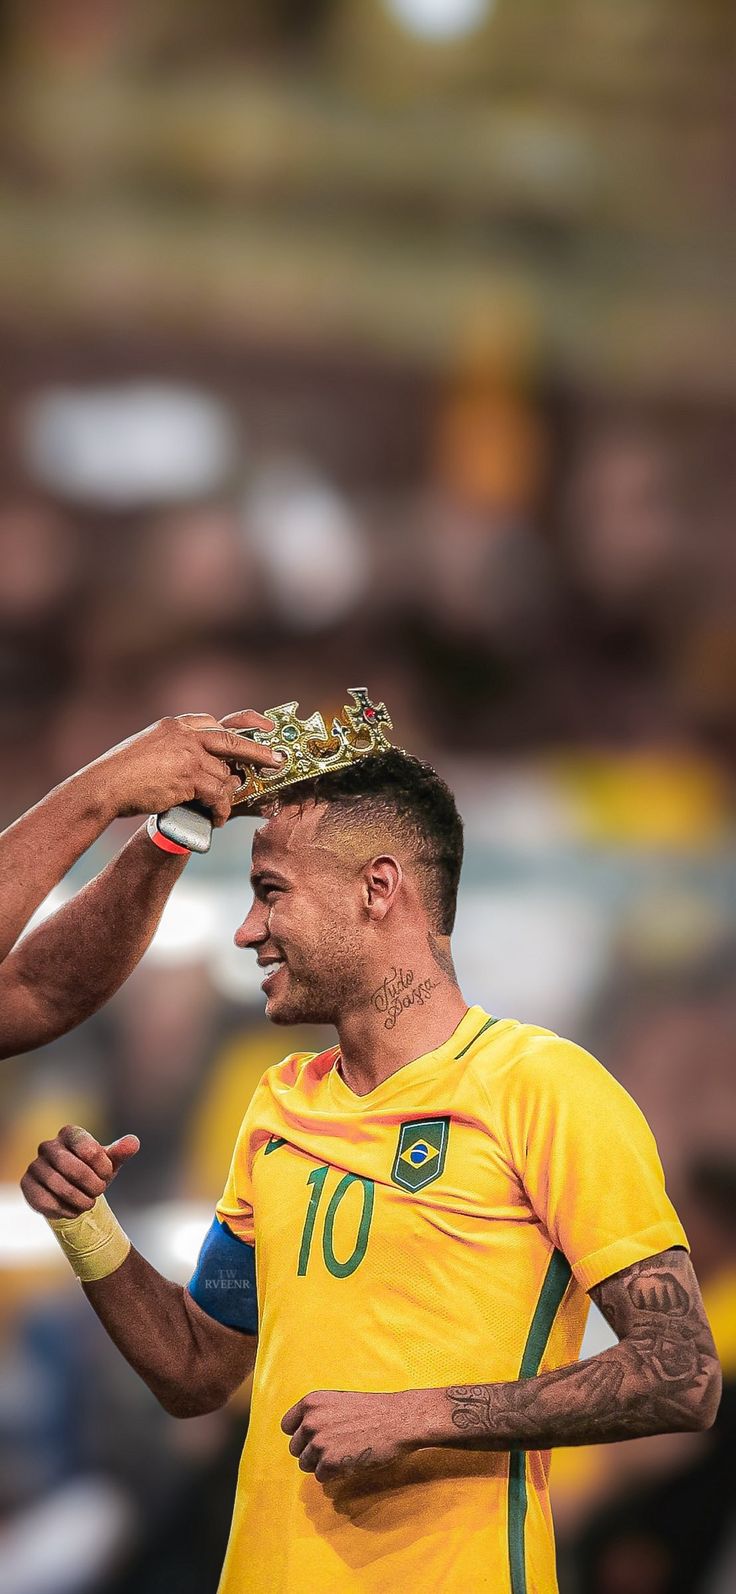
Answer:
[21,705,721,1594]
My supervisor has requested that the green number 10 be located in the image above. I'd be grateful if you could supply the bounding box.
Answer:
[297,1164,374,1279]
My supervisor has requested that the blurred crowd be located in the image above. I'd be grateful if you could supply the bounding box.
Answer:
[2,358,736,824]
[2,3,736,1593]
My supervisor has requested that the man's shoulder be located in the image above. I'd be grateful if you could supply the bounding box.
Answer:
[466,1014,562,1068]
[466,1015,610,1097]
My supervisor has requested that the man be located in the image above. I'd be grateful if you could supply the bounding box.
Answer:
[0,709,281,1058]
[21,739,721,1593]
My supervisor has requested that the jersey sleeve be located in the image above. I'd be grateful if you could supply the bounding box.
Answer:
[502,1034,689,1292]
[213,1071,274,1243]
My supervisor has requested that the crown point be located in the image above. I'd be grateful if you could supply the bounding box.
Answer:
[232,688,394,811]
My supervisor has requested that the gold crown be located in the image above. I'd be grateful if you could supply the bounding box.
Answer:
[232,688,394,811]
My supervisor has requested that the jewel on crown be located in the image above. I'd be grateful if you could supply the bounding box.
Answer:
[232,688,394,810]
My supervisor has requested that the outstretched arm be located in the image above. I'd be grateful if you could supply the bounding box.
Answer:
[21,1124,256,1416]
[0,709,280,1058]
[0,828,187,1055]
[282,1249,722,1482]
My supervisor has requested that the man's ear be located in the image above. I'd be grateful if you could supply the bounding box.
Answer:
[362,856,402,921]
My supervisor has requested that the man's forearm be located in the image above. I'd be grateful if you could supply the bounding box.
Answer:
[412,1338,721,1453]
[0,768,117,965]
[0,828,187,1054]
[84,1247,256,1417]
[22,1128,257,1416]
[0,708,281,1059]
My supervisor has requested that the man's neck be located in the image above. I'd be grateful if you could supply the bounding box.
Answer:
[335,955,469,1097]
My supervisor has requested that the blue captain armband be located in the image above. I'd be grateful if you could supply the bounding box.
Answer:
[187,1217,258,1335]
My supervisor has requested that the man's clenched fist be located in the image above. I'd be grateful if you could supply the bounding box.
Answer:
[281,1389,424,1484]
[21,1124,140,1220]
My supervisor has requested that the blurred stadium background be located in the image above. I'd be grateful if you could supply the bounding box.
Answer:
[1,2,735,1591]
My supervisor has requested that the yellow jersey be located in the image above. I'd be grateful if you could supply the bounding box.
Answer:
[213,1005,688,1594]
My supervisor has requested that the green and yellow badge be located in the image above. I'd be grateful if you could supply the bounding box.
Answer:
[391,1118,449,1192]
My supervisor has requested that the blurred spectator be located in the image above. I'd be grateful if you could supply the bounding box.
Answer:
[584,942,736,1209]
[244,457,371,633]
[0,500,80,628]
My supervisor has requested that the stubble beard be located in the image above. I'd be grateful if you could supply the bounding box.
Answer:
[266,938,368,1026]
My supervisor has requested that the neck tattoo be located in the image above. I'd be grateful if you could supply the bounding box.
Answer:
[370,966,439,1031]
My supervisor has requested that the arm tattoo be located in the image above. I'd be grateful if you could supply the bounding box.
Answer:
[445,1249,721,1450]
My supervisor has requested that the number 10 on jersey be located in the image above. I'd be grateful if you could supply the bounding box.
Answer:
[297,1165,375,1279]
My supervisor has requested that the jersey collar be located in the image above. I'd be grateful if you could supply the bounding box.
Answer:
[327,1004,495,1109]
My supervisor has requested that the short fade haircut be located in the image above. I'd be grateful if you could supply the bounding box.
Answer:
[267,748,464,935]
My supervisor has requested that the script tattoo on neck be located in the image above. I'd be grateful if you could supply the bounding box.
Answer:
[370,966,438,1030]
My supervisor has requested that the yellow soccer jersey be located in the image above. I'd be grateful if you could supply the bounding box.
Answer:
[212,1006,688,1594]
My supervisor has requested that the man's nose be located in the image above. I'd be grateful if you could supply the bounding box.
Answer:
[234,903,266,950]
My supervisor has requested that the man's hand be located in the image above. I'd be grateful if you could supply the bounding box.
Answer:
[88,709,282,827]
[21,1124,140,1220]
[281,1389,423,1484]
[0,706,286,1056]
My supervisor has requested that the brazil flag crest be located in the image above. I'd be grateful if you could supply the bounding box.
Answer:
[391,1117,449,1192]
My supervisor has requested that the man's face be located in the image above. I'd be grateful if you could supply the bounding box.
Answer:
[234,802,371,1025]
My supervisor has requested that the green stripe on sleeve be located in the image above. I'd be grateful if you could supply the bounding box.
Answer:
[508,1249,572,1594]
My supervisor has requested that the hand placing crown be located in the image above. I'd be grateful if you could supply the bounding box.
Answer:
[231,688,394,811]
